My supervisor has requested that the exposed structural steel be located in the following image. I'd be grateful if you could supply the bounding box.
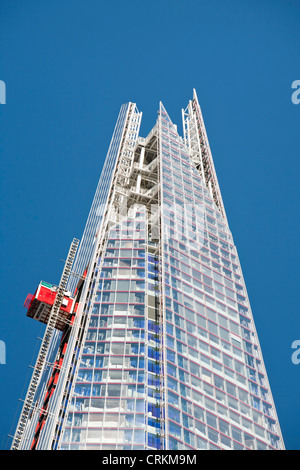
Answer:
[12,91,285,450]
[182,89,227,223]
[11,238,79,450]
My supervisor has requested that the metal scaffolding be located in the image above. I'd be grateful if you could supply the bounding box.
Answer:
[182,89,227,223]
[11,238,79,450]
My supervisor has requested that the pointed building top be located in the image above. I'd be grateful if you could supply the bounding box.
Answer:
[182,89,228,222]
[159,101,172,123]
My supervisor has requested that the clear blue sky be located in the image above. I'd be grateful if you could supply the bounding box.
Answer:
[0,0,299,450]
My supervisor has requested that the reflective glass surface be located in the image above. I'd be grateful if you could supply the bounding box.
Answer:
[159,105,281,450]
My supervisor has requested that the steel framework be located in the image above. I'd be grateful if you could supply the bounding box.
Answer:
[11,238,79,450]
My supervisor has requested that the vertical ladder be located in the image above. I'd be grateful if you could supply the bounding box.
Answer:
[11,238,79,450]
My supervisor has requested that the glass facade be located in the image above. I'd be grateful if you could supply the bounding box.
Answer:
[158,104,281,450]
[13,94,284,450]
[17,102,133,451]
[61,208,148,449]
[68,102,131,294]
[60,205,164,450]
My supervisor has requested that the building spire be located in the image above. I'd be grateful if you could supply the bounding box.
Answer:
[182,89,227,222]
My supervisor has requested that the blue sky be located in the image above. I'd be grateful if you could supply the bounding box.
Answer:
[0,0,299,450]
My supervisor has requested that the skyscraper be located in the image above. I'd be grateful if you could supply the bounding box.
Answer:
[11,90,284,450]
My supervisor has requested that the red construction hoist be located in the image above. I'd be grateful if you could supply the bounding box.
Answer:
[11,239,80,450]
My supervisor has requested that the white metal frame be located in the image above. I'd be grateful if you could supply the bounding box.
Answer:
[11,238,79,450]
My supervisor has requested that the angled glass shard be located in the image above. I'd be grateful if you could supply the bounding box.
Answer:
[12,93,284,451]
